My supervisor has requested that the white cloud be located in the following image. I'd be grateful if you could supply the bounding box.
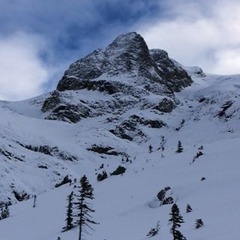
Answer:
[0,32,50,100]
[212,48,240,74]
[138,0,240,74]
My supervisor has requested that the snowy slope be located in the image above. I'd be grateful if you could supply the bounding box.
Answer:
[0,71,239,240]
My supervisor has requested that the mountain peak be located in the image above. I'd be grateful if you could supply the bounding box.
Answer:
[58,32,151,86]
[106,32,147,53]
[43,32,192,123]
[109,32,141,44]
[103,32,154,78]
[57,32,191,90]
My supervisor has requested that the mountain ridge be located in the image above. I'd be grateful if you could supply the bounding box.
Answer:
[41,32,192,123]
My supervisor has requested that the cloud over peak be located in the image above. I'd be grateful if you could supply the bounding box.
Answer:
[138,0,240,74]
[0,32,50,100]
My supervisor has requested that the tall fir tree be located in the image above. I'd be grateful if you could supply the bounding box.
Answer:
[75,175,97,240]
[169,204,186,240]
[62,191,74,232]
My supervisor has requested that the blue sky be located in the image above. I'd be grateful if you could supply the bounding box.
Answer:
[0,0,240,100]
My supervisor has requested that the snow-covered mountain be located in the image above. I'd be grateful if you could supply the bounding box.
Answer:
[0,32,240,240]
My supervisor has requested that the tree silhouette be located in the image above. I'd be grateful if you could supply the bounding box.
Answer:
[176,141,183,153]
[195,218,204,229]
[75,175,97,240]
[149,144,153,153]
[172,230,186,240]
[62,191,74,232]
[186,204,192,213]
[169,204,186,240]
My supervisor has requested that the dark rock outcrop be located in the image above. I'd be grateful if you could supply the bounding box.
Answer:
[217,100,233,118]
[87,145,124,156]
[110,165,126,176]
[109,114,166,142]
[153,98,176,113]
[157,186,174,205]
[97,171,108,182]
[19,143,78,161]
[45,103,91,123]
[150,49,192,92]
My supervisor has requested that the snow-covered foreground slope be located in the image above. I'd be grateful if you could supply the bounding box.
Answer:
[0,129,240,240]
[0,71,240,240]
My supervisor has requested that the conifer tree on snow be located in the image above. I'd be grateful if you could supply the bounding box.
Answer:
[75,175,97,240]
[195,218,204,229]
[172,230,186,240]
[186,204,192,213]
[169,204,186,240]
[176,141,183,153]
[148,144,153,153]
[62,191,74,232]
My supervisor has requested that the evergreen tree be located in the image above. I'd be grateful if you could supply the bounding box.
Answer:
[172,229,186,240]
[62,191,74,232]
[169,204,186,240]
[158,135,166,151]
[195,218,204,229]
[176,141,183,153]
[149,144,153,153]
[75,175,97,240]
[186,204,192,213]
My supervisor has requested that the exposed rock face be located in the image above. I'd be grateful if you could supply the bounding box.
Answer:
[154,98,176,113]
[109,114,167,142]
[56,32,191,92]
[157,186,174,205]
[87,145,125,156]
[42,32,192,124]
[56,33,159,91]
[150,49,192,92]
[45,102,91,123]
[148,186,174,209]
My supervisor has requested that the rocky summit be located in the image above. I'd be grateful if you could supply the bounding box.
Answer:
[41,32,192,123]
